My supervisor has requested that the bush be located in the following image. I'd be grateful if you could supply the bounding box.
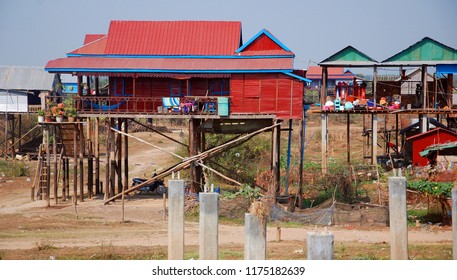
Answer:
[0,160,29,177]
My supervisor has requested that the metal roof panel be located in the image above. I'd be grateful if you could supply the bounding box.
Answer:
[45,57,294,72]
[104,20,242,55]
[0,65,54,90]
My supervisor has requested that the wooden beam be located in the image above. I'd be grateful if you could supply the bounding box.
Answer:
[105,122,280,203]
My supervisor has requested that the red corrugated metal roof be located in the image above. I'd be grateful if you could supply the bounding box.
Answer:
[69,36,107,55]
[104,21,242,55]
[84,34,106,45]
[45,56,293,72]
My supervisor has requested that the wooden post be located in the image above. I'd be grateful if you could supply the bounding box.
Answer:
[73,123,78,205]
[94,77,99,95]
[271,119,280,201]
[321,66,328,174]
[18,114,22,152]
[4,113,8,157]
[62,156,67,200]
[95,117,100,195]
[88,156,93,199]
[347,112,350,163]
[46,125,51,206]
[188,118,200,193]
[52,125,58,204]
[104,118,110,200]
[11,114,15,158]
[395,114,399,156]
[79,122,84,202]
[87,118,93,198]
[421,64,428,133]
[298,113,305,209]
[285,119,292,195]
[123,118,129,192]
[372,65,378,165]
[110,160,116,197]
[116,118,122,194]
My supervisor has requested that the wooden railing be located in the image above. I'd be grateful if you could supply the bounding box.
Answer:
[74,96,222,115]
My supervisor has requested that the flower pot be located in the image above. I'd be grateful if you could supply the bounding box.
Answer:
[68,116,75,122]
[45,117,52,122]
[37,116,45,123]
[56,116,63,123]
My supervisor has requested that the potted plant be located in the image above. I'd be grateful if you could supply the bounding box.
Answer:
[52,103,65,123]
[63,95,77,122]
[37,109,45,123]
[66,107,77,122]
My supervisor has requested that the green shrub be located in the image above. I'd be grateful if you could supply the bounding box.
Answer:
[0,160,29,177]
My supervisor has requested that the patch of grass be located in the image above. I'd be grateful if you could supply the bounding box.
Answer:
[219,216,244,226]
[219,249,244,260]
[407,208,428,226]
[0,159,29,177]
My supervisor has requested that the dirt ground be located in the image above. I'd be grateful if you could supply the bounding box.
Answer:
[0,129,454,260]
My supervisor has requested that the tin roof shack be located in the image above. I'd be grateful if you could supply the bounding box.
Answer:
[406,128,457,166]
[0,65,54,112]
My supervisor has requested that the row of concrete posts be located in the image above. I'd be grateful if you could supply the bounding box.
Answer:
[167,179,457,260]
[167,180,334,260]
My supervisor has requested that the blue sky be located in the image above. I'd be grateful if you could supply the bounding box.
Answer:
[1,0,456,70]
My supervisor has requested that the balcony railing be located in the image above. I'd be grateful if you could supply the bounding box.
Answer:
[75,96,221,115]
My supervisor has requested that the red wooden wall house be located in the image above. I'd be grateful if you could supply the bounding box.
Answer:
[45,21,310,120]
[44,20,311,197]
[406,127,457,166]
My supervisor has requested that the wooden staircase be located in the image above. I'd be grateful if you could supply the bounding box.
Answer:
[32,126,68,201]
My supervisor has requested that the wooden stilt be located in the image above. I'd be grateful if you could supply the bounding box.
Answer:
[347,113,350,163]
[62,156,67,200]
[298,114,305,209]
[73,123,78,204]
[52,125,58,204]
[79,122,84,202]
[271,119,280,202]
[123,118,129,191]
[46,125,51,206]
[116,118,122,194]
[95,117,100,195]
[189,118,201,193]
[104,118,111,199]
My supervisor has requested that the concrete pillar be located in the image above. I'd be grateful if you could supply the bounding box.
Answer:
[199,192,219,260]
[389,177,408,260]
[452,187,457,260]
[244,213,266,260]
[307,231,334,260]
[168,180,185,260]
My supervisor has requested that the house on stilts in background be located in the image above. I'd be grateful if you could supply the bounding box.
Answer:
[42,20,311,206]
